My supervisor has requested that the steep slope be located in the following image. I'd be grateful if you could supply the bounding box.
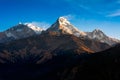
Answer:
[47,17,120,46]
[54,44,120,80]
[0,31,111,64]
[0,42,119,80]
[47,17,86,37]
[0,32,13,43]
[80,37,110,52]
[86,29,120,45]
[45,17,111,52]
[1,17,119,46]
[0,23,44,43]
[0,33,93,64]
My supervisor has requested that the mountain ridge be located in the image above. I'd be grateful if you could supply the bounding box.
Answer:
[86,29,120,45]
[0,17,120,80]
[47,17,87,37]
[0,23,44,43]
[0,17,119,46]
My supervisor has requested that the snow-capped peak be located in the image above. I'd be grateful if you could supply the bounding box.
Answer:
[4,23,44,39]
[47,17,86,37]
[93,29,103,33]
[24,23,44,34]
[92,29,106,37]
[87,29,107,39]
[58,17,70,26]
[86,29,120,45]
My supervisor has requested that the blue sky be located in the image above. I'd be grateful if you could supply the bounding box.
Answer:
[0,0,120,39]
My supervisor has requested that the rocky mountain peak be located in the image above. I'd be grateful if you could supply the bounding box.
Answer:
[57,17,70,26]
[47,17,86,37]
[86,29,120,45]
[93,29,102,32]
[92,29,106,38]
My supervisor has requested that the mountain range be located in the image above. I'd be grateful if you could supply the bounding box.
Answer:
[0,17,119,46]
[0,16,119,62]
[0,17,120,80]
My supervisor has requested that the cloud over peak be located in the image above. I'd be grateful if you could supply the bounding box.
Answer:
[62,14,75,20]
[107,9,120,17]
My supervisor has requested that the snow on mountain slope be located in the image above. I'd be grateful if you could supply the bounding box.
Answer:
[46,17,120,46]
[4,23,44,39]
[25,23,44,34]
[0,17,120,46]
[0,23,45,43]
[47,17,86,37]
[86,29,120,45]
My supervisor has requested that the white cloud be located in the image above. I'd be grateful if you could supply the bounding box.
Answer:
[26,22,50,30]
[62,14,75,20]
[107,9,120,17]
[79,5,90,10]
